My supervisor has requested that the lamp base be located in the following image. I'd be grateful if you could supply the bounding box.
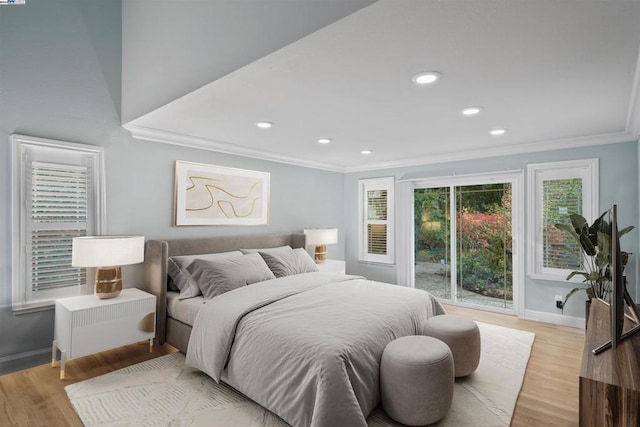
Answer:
[95,266,122,299]
[314,245,328,264]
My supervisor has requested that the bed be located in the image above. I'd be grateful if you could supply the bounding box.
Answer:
[144,233,445,427]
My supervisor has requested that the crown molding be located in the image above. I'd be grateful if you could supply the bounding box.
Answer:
[626,44,640,140]
[123,124,346,173]
[342,131,635,173]
[124,125,634,175]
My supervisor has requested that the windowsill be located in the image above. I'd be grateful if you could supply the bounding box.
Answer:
[358,260,396,267]
[12,300,55,315]
[529,273,583,284]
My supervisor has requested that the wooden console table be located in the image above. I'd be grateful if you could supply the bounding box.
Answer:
[579,298,640,426]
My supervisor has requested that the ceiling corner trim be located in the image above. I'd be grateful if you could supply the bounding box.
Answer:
[626,45,640,140]
[122,124,346,173]
[343,131,635,173]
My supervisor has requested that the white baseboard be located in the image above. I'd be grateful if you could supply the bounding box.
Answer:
[524,309,585,329]
[0,347,50,365]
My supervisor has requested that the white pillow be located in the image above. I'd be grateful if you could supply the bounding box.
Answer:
[167,251,243,300]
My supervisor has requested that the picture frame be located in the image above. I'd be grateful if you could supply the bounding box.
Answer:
[174,160,270,226]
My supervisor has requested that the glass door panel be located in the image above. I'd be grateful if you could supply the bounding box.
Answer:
[414,187,451,299]
[455,184,513,309]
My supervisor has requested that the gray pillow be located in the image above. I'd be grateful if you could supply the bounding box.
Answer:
[187,253,276,301]
[167,251,243,300]
[240,245,292,256]
[167,278,179,292]
[259,247,319,278]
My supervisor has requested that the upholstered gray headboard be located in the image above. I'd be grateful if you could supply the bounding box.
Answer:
[144,233,306,348]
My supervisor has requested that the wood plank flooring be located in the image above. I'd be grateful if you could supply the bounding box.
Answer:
[0,305,584,426]
[445,305,585,426]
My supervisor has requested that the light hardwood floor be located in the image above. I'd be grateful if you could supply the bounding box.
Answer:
[0,305,585,427]
[445,305,585,426]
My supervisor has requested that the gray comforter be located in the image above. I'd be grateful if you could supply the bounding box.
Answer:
[185,272,445,427]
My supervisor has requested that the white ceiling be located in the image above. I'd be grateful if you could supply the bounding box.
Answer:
[124,0,640,172]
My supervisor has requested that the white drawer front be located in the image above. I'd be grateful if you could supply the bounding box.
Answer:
[55,292,156,359]
[70,313,155,359]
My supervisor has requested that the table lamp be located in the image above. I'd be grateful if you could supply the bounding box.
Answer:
[72,236,145,299]
[303,228,338,263]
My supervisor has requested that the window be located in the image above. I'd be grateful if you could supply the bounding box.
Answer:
[527,159,598,280]
[359,177,394,264]
[11,135,105,311]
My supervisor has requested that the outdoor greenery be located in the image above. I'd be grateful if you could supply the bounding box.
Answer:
[541,178,583,270]
[415,185,512,299]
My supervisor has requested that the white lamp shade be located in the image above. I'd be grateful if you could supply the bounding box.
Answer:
[72,236,145,267]
[303,228,338,245]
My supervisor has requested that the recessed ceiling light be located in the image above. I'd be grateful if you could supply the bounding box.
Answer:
[490,129,506,136]
[412,71,440,85]
[256,121,273,129]
[361,149,373,155]
[318,138,331,144]
[461,107,482,116]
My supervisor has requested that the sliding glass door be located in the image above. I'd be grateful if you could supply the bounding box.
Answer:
[414,175,520,312]
[455,184,512,309]
[414,187,451,300]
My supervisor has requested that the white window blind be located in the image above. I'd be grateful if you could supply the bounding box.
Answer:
[29,162,88,293]
[541,178,583,270]
[359,177,394,264]
[367,189,388,255]
[12,135,105,311]
[527,159,598,280]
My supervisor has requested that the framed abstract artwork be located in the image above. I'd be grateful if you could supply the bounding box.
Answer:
[174,161,270,226]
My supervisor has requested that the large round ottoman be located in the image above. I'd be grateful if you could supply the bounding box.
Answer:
[380,335,454,426]
[422,315,481,377]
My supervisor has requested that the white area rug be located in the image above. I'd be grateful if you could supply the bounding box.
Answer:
[66,322,534,427]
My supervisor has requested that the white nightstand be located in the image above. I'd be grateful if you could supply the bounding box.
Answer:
[317,260,346,274]
[52,288,156,379]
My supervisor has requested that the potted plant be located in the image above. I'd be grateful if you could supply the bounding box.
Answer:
[555,211,634,323]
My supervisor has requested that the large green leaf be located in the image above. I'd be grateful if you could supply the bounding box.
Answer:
[566,270,589,281]
[555,223,580,244]
[589,213,607,246]
[570,213,588,235]
[595,231,610,267]
[591,211,607,228]
[579,233,596,256]
[619,225,635,238]
[595,252,608,269]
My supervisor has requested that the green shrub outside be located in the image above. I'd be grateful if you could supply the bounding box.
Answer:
[415,185,512,299]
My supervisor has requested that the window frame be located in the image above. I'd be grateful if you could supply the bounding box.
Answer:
[527,158,599,281]
[358,176,395,265]
[11,134,106,312]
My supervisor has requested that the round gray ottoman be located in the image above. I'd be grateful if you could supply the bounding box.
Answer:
[423,315,481,377]
[380,335,454,426]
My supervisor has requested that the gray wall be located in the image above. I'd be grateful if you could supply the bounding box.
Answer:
[0,0,344,361]
[344,142,639,319]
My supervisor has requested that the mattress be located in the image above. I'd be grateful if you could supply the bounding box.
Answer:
[166,291,205,326]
